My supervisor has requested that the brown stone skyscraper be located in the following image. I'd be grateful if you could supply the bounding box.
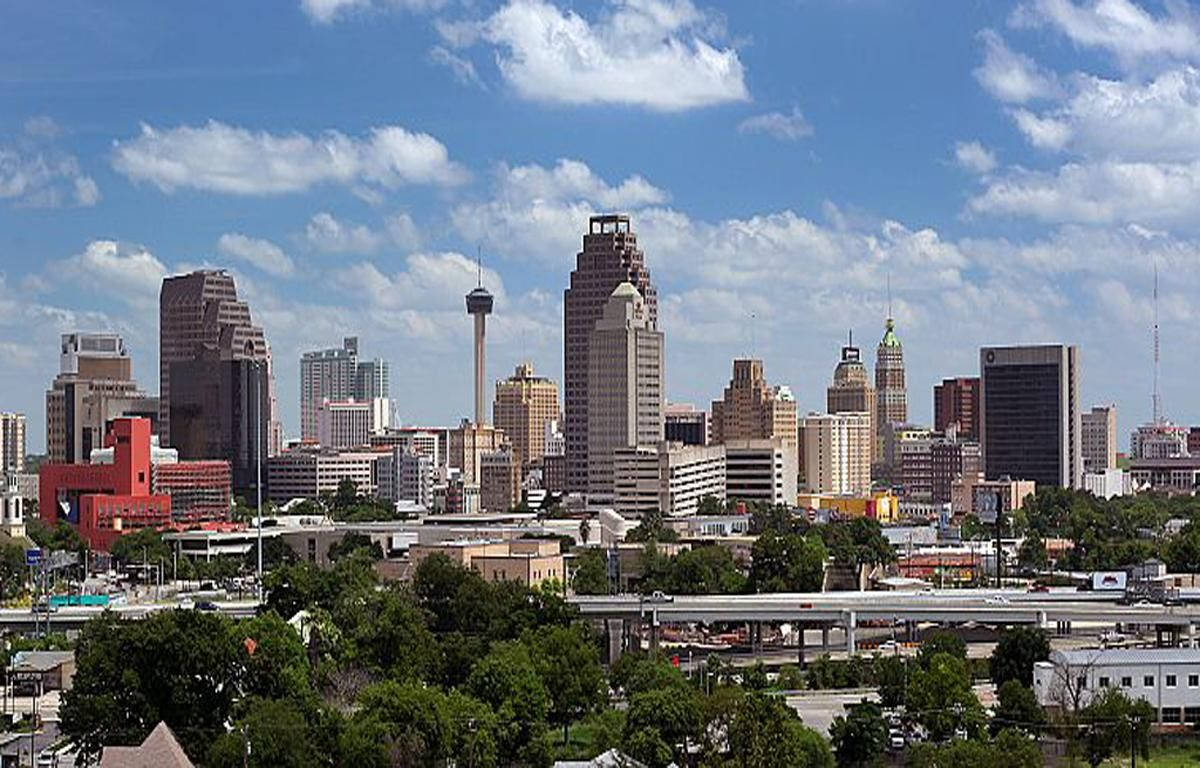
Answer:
[875,316,907,441]
[564,215,656,493]
[160,270,278,491]
[710,359,797,446]
[827,331,875,456]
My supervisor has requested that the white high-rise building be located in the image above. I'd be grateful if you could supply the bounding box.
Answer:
[800,412,873,496]
[300,337,391,443]
[586,283,664,501]
[613,442,725,517]
[0,413,25,475]
[317,400,373,450]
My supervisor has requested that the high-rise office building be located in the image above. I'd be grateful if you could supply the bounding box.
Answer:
[934,376,980,441]
[160,270,276,491]
[800,412,873,496]
[664,403,708,446]
[980,344,1082,488]
[45,333,157,463]
[0,413,25,475]
[493,363,560,470]
[711,359,797,447]
[875,316,908,441]
[300,337,390,443]
[316,400,373,450]
[1081,404,1118,471]
[827,333,875,457]
[586,283,664,499]
[564,214,657,493]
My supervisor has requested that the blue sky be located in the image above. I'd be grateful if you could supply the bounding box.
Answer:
[3,0,1199,452]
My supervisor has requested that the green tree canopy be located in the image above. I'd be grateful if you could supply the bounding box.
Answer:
[905,652,985,742]
[749,529,827,593]
[523,624,606,744]
[989,627,1050,688]
[571,548,609,595]
[829,700,887,768]
[991,679,1044,737]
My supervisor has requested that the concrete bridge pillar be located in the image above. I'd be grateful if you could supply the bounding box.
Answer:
[797,623,806,666]
[821,625,830,651]
[1189,623,1196,648]
[845,611,858,655]
[649,609,660,652]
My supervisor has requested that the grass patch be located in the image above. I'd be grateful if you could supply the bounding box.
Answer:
[1101,744,1200,767]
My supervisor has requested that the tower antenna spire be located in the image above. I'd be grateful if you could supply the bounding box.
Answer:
[887,272,892,319]
[1153,258,1161,424]
[476,244,482,287]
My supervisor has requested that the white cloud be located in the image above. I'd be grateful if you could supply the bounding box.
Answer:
[1011,108,1073,150]
[0,146,99,208]
[954,141,998,173]
[304,212,385,253]
[452,158,668,263]
[444,0,749,111]
[217,233,296,277]
[737,108,814,141]
[429,46,484,88]
[60,240,166,307]
[967,160,1200,225]
[1013,0,1200,67]
[23,116,61,139]
[300,0,447,24]
[974,29,1062,103]
[111,120,467,195]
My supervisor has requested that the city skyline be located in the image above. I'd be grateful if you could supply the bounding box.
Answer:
[3,0,1197,451]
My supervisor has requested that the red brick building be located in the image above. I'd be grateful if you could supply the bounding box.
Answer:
[39,417,171,551]
[152,461,231,524]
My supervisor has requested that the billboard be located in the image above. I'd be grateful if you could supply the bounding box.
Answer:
[1091,571,1127,591]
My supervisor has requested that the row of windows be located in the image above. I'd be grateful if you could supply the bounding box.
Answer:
[1094,673,1200,689]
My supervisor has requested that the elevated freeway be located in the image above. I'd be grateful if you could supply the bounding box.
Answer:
[0,601,260,633]
[570,589,1200,655]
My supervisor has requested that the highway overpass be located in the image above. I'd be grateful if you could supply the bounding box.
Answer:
[0,601,260,633]
[570,589,1200,655]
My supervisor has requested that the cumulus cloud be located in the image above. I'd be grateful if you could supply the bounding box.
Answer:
[429,46,484,88]
[441,0,749,111]
[304,212,385,253]
[111,120,467,195]
[737,108,814,141]
[60,240,166,307]
[1012,0,1200,67]
[0,138,100,209]
[452,158,668,263]
[974,29,1062,103]
[217,233,296,277]
[954,141,998,173]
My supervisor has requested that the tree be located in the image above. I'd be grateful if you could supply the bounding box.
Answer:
[327,532,383,562]
[666,544,747,595]
[109,527,171,566]
[905,652,985,742]
[873,655,907,709]
[61,611,242,762]
[992,679,1044,737]
[1165,521,1200,572]
[523,624,606,744]
[1079,687,1153,768]
[906,729,1042,768]
[27,518,88,556]
[916,630,966,669]
[334,478,358,510]
[829,700,887,768]
[1018,534,1049,571]
[815,518,895,570]
[989,627,1050,687]
[610,653,688,698]
[337,584,442,683]
[0,543,27,599]
[624,687,703,767]
[625,509,679,543]
[207,697,317,768]
[571,548,609,595]
[466,641,552,766]
[724,692,834,768]
[749,530,827,593]
[697,495,724,516]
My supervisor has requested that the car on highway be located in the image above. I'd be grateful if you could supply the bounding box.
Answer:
[30,600,58,614]
[984,596,1009,605]
[195,600,219,612]
[647,591,674,604]
[876,640,898,653]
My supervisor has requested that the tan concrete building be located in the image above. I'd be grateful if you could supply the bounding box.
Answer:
[0,412,25,476]
[711,359,798,447]
[724,438,798,506]
[408,538,564,587]
[827,334,876,460]
[494,362,560,470]
[612,442,726,517]
[480,447,521,512]
[586,283,664,500]
[800,412,873,496]
[448,421,506,486]
[1081,404,1118,472]
[46,333,158,464]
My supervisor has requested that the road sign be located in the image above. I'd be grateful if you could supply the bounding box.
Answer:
[24,549,42,568]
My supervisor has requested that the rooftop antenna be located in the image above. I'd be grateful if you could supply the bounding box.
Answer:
[1153,258,1161,424]
[475,244,483,288]
[886,272,893,319]
[750,312,757,357]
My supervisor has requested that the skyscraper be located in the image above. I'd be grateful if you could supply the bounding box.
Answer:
[874,316,907,442]
[300,337,391,443]
[1081,404,1118,471]
[586,283,664,500]
[800,412,872,496]
[980,344,1081,488]
[710,359,797,447]
[564,214,657,493]
[160,270,276,491]
[0,413,25,475]
[827,332,875,456]
[45,333,157,463]
[493,362,560,471]
[934,376,980,441]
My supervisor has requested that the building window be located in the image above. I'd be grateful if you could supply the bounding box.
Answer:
[1099,677,1110,688]
[1186,707,1200,724]
[1162,707,1182,724]
[1144,675,1155,687]
[1167,675,1177,688]
[1121,676,1132,688]
[1191,674,1200,688]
